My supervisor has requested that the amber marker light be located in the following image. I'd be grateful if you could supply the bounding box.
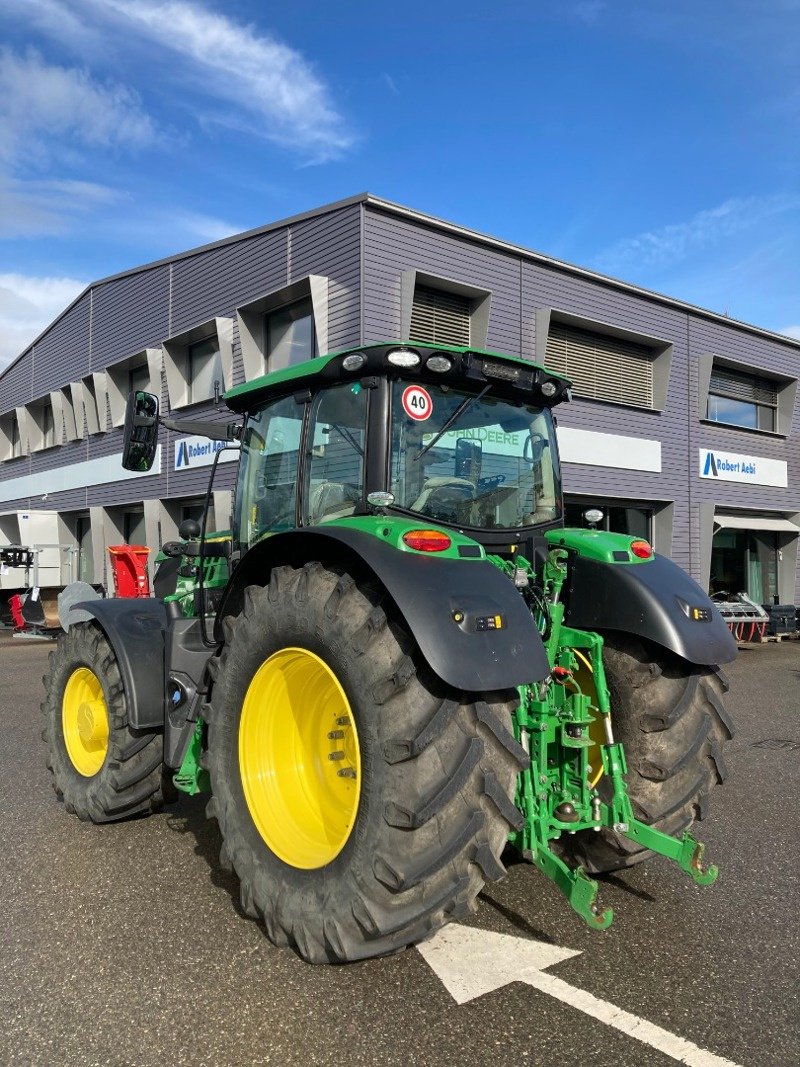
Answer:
[630,540,653,559]
[402,530,452,552]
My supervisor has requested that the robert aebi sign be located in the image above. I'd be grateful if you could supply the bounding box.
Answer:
[699,447,787,488]
[174,435,239,470]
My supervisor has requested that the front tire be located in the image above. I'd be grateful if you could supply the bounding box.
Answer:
[564,634,733,874]
[41,622,167,823]
[204,562,527,963]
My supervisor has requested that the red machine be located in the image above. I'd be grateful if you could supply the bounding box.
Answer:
[108,545,151,598]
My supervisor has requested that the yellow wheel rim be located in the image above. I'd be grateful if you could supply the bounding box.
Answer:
[239,647,361,870]
[62,667,110,777]
[570,650,605,789]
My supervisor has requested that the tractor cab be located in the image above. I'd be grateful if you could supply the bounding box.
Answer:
[225,342,570,561]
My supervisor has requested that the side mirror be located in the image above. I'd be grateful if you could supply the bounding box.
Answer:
[122,390,159,472]
[523,431,548,466]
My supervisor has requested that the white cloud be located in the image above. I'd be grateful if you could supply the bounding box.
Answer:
[100,206,241,247]
[0,273,87,370]
[780,325,800,340]
[0,176,123,237]
[0,47,157,165]
[94,0,354,160]
[594,195,800,274]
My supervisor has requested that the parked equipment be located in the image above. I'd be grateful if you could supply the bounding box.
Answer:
[712,592,770,642]
[42,341,736,962]
[108,544,151,598]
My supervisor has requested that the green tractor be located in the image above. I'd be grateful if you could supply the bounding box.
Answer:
[42,342,735,962]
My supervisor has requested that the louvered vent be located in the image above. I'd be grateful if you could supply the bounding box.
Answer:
[410,286,471,346]
[545,323,654,408]
[710,367,777,406]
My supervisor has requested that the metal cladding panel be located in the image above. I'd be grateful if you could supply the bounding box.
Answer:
[0,493,31,509]
[89,426,127,459]
[0,350,34,411]
[32,292,91,396]
[30,487,90,512]
[363,208,522,353]
[30,439,89,474]
[91,266,170,367]
[289,206,361,351]
[171,229,288,336]
[89,471,169,507]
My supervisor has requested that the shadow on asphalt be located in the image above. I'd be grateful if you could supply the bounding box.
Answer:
[164,793,252,921]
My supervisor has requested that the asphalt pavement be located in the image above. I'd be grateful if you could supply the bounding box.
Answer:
[0,631,797,1067]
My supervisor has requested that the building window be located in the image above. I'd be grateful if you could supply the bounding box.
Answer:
[545,323,654,408]
[564,499,652,540]
[410,286,471,346]
[76,514,93,582]
[129,361,150,395]
[124,510,146,546]
[265,298,315,371]
[188,337,223,404]
[10,414,21,458]
[181,500,216,532]
[707,366,777,432]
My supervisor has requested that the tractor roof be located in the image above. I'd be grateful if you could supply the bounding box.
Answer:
[224,341,571,412]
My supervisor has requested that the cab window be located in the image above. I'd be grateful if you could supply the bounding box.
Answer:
[303,383,368,525]
[234,394,304,548]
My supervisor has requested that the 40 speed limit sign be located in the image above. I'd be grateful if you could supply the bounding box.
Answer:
[402,384,433,421]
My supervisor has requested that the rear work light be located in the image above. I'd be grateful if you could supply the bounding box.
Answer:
[630,539,653,559]
[402,529,452,552]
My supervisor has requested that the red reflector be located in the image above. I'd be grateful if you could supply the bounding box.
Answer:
[402,529,452,552]
[630,540,653,559]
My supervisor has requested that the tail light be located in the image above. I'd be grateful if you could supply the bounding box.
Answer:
[630,540,653,559]
[402,530,452,552]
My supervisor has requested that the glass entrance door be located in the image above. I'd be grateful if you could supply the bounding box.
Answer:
[710,527,778,602]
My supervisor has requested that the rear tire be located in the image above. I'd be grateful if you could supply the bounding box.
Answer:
[41,622,167,823]
[562,634,733,874]
[204,562,527,963]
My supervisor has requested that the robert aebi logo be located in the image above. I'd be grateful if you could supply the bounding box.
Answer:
[175,438,226,469]
[702,451,756,477]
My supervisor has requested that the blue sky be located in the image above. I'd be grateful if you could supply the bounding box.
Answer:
[0,0,798,369]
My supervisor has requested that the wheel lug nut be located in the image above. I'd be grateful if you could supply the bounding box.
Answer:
[327,730,344,739]
[336,716,350,726]
[337,768,356,778]
[328,750,345,761]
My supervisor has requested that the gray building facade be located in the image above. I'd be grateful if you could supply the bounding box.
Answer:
[1,193,798,606]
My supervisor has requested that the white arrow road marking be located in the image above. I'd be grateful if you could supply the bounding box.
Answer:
[418,925,742,1067]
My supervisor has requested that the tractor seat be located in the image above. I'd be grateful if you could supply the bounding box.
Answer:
[308,481,360,524]
[410,476,475,512]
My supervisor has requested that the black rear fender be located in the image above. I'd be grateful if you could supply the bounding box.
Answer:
[68,598,168,729]
[217,527,550,691]
[563,553,737,666]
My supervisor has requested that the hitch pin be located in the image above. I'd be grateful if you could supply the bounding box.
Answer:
[591,795,601,830]
[603,714,614,745]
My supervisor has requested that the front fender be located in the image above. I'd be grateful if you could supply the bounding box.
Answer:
[72,598,167,729]
[563,553,737,665]
[218,527,550,690]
